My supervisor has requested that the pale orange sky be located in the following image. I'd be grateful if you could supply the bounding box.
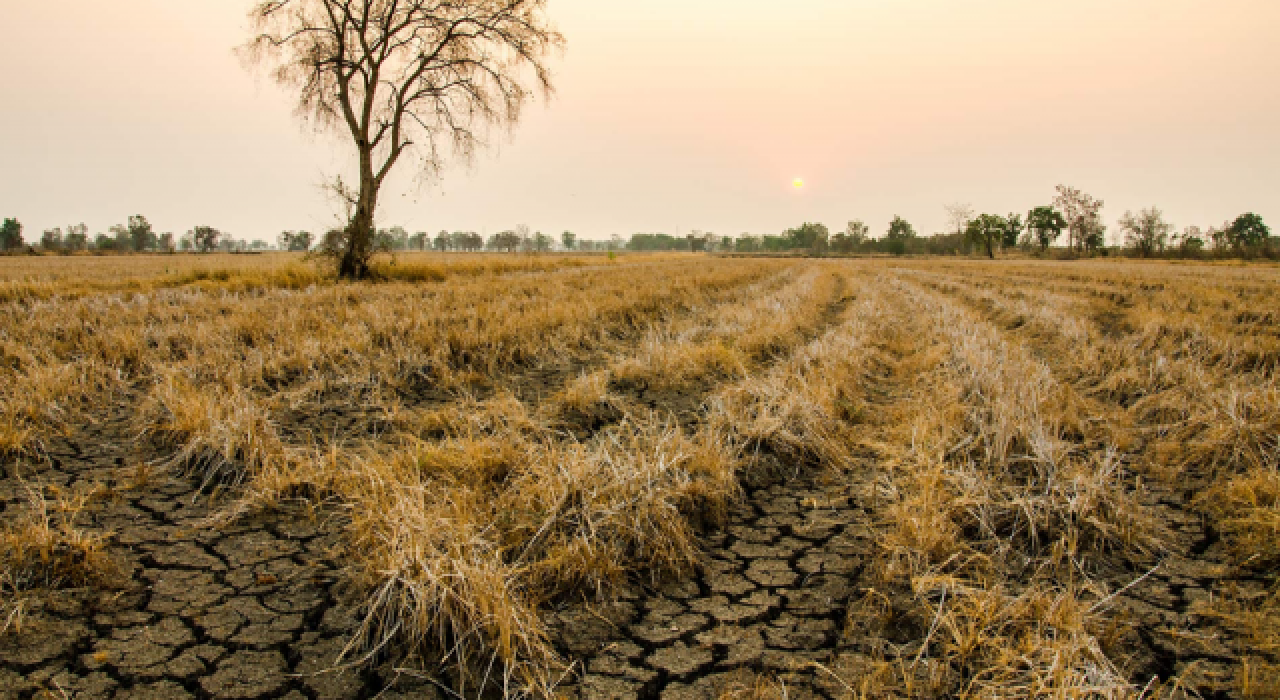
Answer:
[2,0,1278,243]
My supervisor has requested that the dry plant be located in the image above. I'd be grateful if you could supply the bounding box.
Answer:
[1,483,115,633]
[330,407,737,694]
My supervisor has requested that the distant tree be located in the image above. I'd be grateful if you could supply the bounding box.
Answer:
[191,226,222,253]
[736,235,761,253]
[249,239,270,251]
[1052,185,1105,253]
[1169,226,1204,255]
[158,232,176,253]
[830,221,867,254]
[533,231,553,252]
[1084,224,1108,252]
[279,231,314,251]
[433,231,451,251]
[783,222,829,251]
[243,0,562,279]
[965,213,1006,259]
[1026,206,1066,251]
[93,233,115,251]
[1,218,24,251]
[178,232,195,252]
[409,232,428,251]
[945,203,975,239]
[1003,212,1024,250]
[886,216,916,241]
[127,215,156,252]
[884,216,916,255]
[512,224,532,252]
[319,228,347,255]
[41,227,64,252]
[490,230,521,253]
[1119,207,1173,257]
[846,220,870,245]
[387,226,409,251]
[110,225,132,251]
[628,233,686,251]
[1226,212,1270,250]
[561,231,576,251]
[65,224,89,252]
[686,233,707,253]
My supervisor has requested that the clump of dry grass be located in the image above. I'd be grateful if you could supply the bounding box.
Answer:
[846,580,1132,698]
[331,406,737,694]
[141,373,290,492]
[1,483,115,633]
[706,286,883,480]
[609,266,842,391]
[1198,465,1280,570]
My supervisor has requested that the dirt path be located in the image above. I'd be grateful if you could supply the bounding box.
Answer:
[550,471,876,700]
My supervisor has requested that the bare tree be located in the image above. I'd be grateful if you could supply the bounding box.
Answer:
[945,203,974,237]
[243,0,562,279]
[1119,207,1173,257]
[1052,185,1105,252]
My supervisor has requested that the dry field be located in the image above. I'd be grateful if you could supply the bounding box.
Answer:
[1,253,1277,699]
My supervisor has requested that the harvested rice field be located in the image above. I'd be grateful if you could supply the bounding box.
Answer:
[2,254,1279,699]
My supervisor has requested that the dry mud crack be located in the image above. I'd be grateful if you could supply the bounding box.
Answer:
[0,416,445,700]
[2,404,878,700]
[550,471,876,700]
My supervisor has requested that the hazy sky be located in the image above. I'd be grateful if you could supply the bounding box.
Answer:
[3,0,1278,243]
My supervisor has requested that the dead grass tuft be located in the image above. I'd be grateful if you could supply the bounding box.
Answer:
[1,483,115,628]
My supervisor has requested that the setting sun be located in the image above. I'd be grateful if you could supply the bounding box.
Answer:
[793,177,805,190]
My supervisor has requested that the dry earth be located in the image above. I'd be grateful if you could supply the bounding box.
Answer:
[3,258,1278,699]
[6,415,1257,700]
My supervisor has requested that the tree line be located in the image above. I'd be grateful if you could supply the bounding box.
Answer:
[0,217,268,254]
[717,185,1272,259]
[4,183,1269,260]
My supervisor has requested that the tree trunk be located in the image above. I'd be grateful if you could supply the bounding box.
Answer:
[339,159,378,280]
[987,239,995,259]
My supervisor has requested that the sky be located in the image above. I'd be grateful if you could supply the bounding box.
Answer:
[2,0,1278,244]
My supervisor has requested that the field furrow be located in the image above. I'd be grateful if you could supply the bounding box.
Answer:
[903,266,1280,698]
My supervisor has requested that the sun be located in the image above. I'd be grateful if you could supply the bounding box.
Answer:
[792,177,805,190]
